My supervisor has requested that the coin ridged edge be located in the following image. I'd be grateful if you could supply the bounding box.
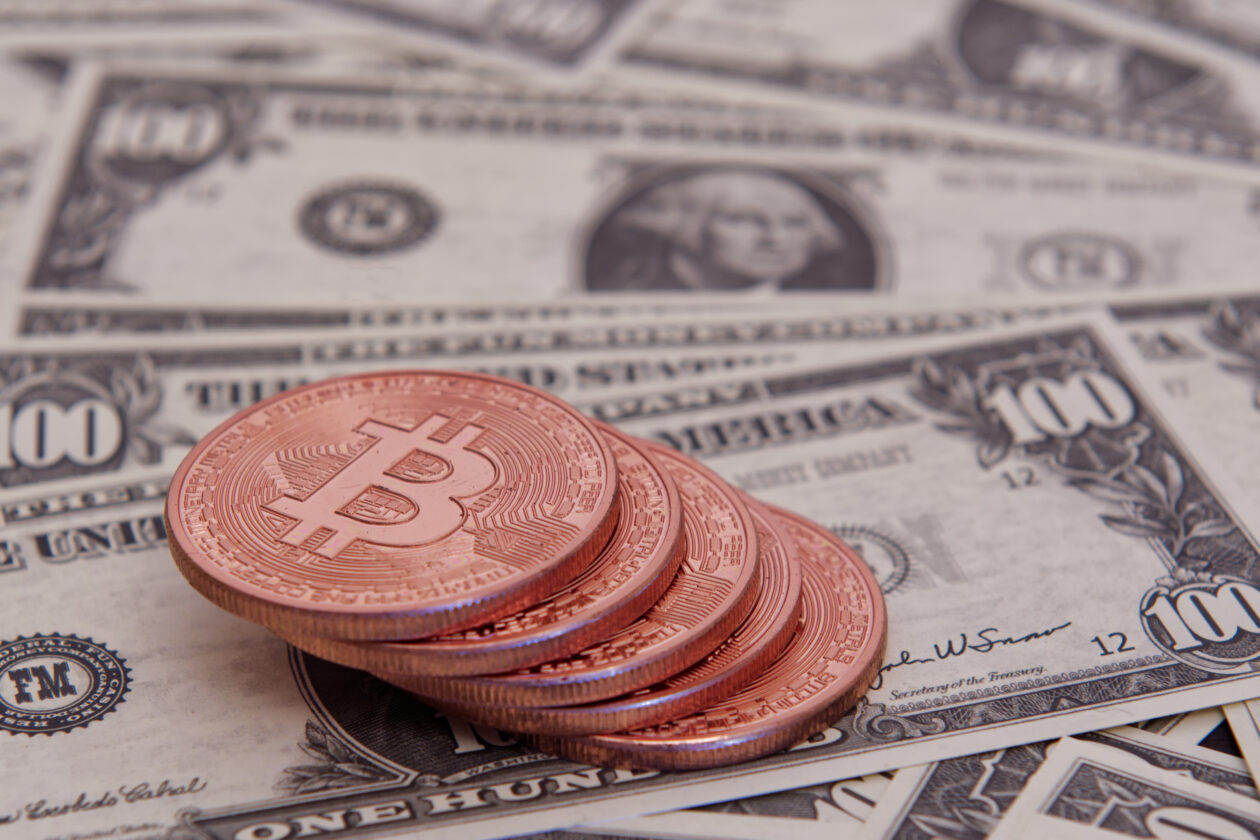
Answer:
[527,513,887,770]
[426,496,803,734]
[377,447,762,703]
[525,637,883,770]
[277,528,684,676]
[169,506,618,641]
[377,543,759,706]
[274,427,685,672]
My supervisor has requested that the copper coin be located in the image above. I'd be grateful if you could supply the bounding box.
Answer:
[429,494,802,734]
[166,370,619,641]
[275,426,684,675]
[380,441,759,706]
[528,505,886,771]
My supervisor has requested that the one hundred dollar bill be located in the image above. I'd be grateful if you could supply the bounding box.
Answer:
[624,0,1260,181]
[989,736,1260,838]
[859,726,1254,839]
[1080,0,1260,62]
[6,62,1258,313]
[587,773,890,840]
[0,62,908,305]
[280,0,667,77]
[1134,706,1229,747]
[1167,277,1260,803]
[1224,702,1260,788]
[0,0,315,49]
[9,295,1063,342]
[0,297,1072,504]
[593,708,1241,840]
[0,489,687,840]
[0,319,822,512]
[572,315,1260,789]
[0,55,57,260]
[6,316,1260,839]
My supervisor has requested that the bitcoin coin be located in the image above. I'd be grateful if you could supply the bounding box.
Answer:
[276,426,684,675]
[528,506,886,770]
[379,442,759,706]
[429,494,802,734]
[166,371,619,640]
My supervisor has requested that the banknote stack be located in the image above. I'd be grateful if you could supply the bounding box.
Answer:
[6,1,1260,840]
[163,368,887,772]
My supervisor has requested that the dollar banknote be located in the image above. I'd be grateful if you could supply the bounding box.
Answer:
[1081,0,1260,62]
[1122,287,1260,799]
[0,318,823,510]
[0,299,1077,518]
[1110,290,1260,543]
[624,0,1260,181]
[572,315,1260,787]
[0,0,315,49]
[589,772,891,840]
[0,55,57,259]
[859,726,1253,839]
[6,61,1258,313]
[281,0,667,77]
[5,315,1254,840]
[988,736,1260,838]
[1135,706,1232,749]
[8,295,1063,344]
[596,712,1247,840]
[1224,703,1260,787]
[0,62,898,304]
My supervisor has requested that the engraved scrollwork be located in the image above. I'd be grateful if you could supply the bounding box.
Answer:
[1202,300,1260,409]
[909,354,1012,470]
[275,720,396,795]
[0,354,197,488]
[35,79,284,290]
[109,355,199,465]
[908,336,1239,574]
[1070,450,1235,570]
[852,699,947,741]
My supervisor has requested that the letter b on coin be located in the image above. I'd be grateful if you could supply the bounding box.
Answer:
[264,415,495,557]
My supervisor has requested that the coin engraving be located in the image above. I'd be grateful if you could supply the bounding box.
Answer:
[263,415,496,557]
[529,507,886,770]
[166,371,618,640]
[383,441,759,705]
[278,426,684,676]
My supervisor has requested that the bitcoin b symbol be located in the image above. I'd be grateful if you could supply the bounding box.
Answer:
[263,415,496,557]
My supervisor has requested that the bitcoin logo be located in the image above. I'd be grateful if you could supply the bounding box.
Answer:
[264,415,496,558]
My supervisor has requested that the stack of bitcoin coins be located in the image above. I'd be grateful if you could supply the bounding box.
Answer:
[166,370,886,771]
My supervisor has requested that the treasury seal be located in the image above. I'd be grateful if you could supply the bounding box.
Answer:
[298,180,439,256]
[0,633,130,735]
